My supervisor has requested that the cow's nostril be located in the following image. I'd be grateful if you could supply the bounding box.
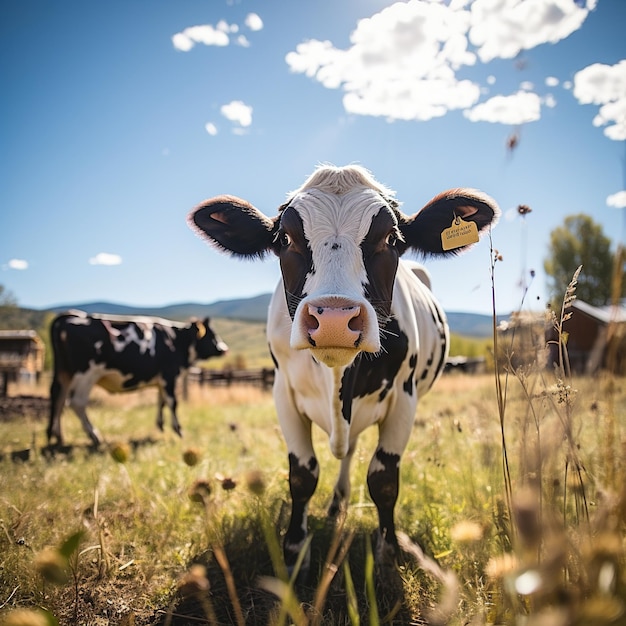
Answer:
[304,307,320,330]
[348,309,364,332]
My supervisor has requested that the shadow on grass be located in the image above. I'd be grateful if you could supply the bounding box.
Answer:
[157,512,435,626]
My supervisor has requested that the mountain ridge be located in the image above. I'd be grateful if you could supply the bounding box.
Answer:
[42,293,508,338]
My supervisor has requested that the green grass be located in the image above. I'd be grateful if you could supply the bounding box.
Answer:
[1,368,625,625]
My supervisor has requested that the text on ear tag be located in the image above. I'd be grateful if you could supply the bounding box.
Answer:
[441,216,479,251]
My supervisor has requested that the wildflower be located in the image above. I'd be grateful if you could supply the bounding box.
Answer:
[35,546,69,585]
[517,204,532,216]
[109,442,130,464]
[244,469,266,496]
[450,520,483,544]
[182,447,201,467]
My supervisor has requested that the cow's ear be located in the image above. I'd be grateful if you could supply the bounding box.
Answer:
[188,195,277,258]
[398,188,500,256]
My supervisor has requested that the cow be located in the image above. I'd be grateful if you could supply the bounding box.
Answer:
[47,311,228,446]
[187,164,499,573]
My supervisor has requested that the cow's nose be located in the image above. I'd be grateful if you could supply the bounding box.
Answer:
[305,305,363,348]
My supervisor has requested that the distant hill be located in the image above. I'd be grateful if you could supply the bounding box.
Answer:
[45,293,273,324]
[40,294,508,338]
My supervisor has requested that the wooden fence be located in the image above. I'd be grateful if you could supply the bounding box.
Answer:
[188,356,484,391]
[188,367,275,390]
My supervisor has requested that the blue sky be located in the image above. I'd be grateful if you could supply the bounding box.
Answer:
[1,0,624,315]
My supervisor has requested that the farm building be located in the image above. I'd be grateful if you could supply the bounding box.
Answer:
[0,330,45,396]
[546,299,626,375]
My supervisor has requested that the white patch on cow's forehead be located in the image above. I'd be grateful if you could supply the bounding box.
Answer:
[292,187,392,297]
[293,187,390,245]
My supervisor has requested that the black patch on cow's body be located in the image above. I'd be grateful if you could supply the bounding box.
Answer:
[420,352,434,381]
[340,319,409,407]
[403,353,418,395]
[360,208,400,321]
[277,207,314,319]
[367,449,401,552]
[285,453,319,566]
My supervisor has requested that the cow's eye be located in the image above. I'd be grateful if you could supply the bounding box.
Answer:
[279,232,292,247]
[385,232,398,246]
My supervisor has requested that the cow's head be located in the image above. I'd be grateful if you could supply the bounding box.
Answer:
[188,165,499,367]
[193,317,229,360]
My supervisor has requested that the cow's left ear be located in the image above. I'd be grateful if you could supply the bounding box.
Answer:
[195,319,207,339]
[398,189,500,256]
[188,195,277,258]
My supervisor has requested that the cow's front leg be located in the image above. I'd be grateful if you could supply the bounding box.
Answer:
[159,382,182,437]
[367,447,401,566]
[285,451,319,577]
[69,398,102,447]
[48,375,68,446]
[368,400,415,567]
[328,442,355,517]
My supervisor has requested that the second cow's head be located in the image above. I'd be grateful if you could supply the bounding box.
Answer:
[188,165,499,368]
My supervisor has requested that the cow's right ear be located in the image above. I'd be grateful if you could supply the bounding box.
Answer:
[188,195,277,259]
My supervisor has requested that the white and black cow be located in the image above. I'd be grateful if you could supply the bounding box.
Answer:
[188,164,499,571]
[48,311,228,446]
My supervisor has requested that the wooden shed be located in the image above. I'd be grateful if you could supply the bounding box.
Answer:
[546,300,626,375]
[0,330,45,396]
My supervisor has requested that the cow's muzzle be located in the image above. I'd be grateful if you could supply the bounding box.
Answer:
[291,297,380,367]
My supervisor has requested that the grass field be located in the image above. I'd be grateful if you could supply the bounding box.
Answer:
[1,355,625,625]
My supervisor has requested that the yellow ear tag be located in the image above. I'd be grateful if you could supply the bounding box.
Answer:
[441,215,479,251]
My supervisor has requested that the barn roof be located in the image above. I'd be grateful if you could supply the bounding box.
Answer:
[572,299,626,325]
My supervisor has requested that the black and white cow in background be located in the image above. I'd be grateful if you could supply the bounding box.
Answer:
[188,164,499,572]
[48,311,228,446]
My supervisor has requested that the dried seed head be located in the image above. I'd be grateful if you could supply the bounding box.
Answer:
[450,520,483,544]
[35,546,69,585]
[109,442,130,464]
[221,477,237,491]
[1,609,52,626]
[177,563,210,597]
[485,553,518,580]
[188,478,212,504]
[513,488,541,548]
[182,447,201,467]
[244,469,266,496]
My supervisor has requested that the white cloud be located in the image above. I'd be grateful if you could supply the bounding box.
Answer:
[286,1,479,122]
[172,25,230,51]
[469,0,596,63]
[545,76,560,87]
[89,253,122,266]
[543,93,557,108]
[464,91,542,125]
[173,14,262,51]
[607,190,626,209]
[205,122,218,136]
[285,0,593,124]
[573,60,626,140]
[220,101,253,127]
[8,259,28,270]
[245,13,263,31]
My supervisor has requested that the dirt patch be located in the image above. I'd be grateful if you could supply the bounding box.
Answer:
[0,394,49,422]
